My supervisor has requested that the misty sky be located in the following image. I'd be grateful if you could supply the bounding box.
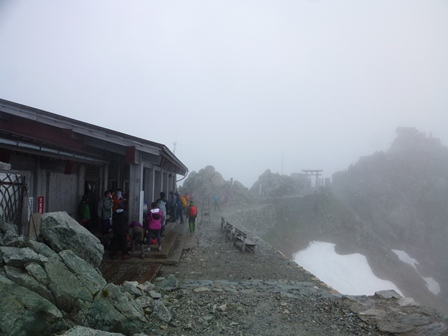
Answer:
[1,1,447,187]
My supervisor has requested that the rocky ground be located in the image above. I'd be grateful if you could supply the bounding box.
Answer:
[146,205,406,336]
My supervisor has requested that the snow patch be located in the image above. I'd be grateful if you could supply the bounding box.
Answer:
[392,249,440,295]
[293,241,403,296]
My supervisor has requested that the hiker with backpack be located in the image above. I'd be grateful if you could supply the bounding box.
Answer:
[186,200,198,233]
[128,220,145,258]
[145,201,164,252]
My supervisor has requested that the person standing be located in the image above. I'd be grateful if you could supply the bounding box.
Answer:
[169,191,177,222]
[79,195,91,228]
[145,202,164,252]
[176,194,184,224]
[111,203,130,259]
[186,200,198,233]
[214,194,220,211]
[156,192,168,236]
[100,190,113,235]
[113,189,125,212]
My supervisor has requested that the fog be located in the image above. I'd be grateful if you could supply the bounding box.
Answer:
[1,1,447,187]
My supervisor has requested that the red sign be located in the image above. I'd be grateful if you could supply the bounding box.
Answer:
[37,196,45,214]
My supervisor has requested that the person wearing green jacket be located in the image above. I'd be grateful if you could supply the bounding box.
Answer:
[79,195,90,228]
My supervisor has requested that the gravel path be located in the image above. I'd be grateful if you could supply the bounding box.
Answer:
[156,205,387,335]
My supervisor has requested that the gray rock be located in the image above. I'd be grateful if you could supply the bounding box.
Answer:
[158,274,178,291]
[25,262,50,285]
[401,313,430,326]
[0,273,65,335]
[135,281,155,293]
[28,239,60,260]
[152,300,172,323]
[45,258,93,311]
[40,212,104,267]
[375,290,402,300]
[84,283,149,333]
[3,235,28,248]
[59,250,106,296]
[121,281,144,298]
[377,319,415,333]
[359,308,387,319]
[135,295,154,309]
[4,265,54,302]
[412,322,448,335]
[148,289,162,299]
[194,286,210,292]
[1,246,46,267]
[62,325,126,335]
[398,297,419,307]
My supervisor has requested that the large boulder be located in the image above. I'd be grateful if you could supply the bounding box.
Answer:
[40,212,104,267]
[0,259,153,335]
[59,250,106,295]
[0,216,154,335]
[0,273,65,336]
[80,283,149,333]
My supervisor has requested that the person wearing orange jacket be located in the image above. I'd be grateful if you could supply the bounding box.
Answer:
[112,189,125,212]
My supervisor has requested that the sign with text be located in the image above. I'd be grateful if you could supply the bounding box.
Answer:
[37,196,44,214]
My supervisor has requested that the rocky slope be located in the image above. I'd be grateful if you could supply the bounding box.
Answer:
[331,128,448,314]
[180,165,252,205]
[222,128,448,315]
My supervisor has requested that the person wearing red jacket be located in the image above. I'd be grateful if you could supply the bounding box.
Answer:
[186,200,198,234]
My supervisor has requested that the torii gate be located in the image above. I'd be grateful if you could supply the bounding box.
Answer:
[302,169,323,189]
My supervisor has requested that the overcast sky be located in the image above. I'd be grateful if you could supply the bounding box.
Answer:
[1,1,447,187]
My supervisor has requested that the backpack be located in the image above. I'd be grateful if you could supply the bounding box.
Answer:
[189,205,197,216]
[180,196,187,207]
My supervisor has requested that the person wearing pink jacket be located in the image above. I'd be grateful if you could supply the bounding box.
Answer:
[145,202,164,252]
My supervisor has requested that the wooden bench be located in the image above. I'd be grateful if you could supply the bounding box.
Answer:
[221,218,234,240]
[225,222,234,241]
[232,227,256,253]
